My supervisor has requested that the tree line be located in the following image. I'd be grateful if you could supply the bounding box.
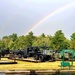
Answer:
[0,30,75,51]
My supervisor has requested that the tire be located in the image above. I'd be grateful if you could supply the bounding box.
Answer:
[33,55,39,60]
[39,55,44,62]
[17,54,22,58]
[27,53,31,57]
[23,55,27,58]
[51,57,55,61]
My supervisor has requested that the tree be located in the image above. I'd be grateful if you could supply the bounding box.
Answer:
[50,30,67,51]
[25,31,35,46]
[32,34,51,47]
[9,33,17,42]
[0,40,5,50]
[2,36,10,50]
[0,31,74,51]
[15,36,26,49]
[41,33,45,37]
[71,32,75,40]
[70,32,75,50]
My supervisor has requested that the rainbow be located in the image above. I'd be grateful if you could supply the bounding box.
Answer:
[25,2,75,35]
[0,2,75,36]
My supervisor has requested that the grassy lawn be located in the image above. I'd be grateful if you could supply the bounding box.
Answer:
[0,58,75,70]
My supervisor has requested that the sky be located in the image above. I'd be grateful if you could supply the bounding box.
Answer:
[0,0,75,39]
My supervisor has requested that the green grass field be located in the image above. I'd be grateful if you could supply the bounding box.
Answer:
[0,58,75,70]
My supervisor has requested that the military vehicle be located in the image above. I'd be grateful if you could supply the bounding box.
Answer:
[12,46,41,58]
[0,49,10,57]
[11,46,75,62]
[11,46,56,62]
[33,46,56,62]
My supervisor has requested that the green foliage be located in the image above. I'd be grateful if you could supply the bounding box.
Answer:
[50,30,69,51]
[41,33,45,37]
[25,31,36,47]
[71,32,75,40]
[70,33,75,50]
[0,40,5,50]
[9,33,17,42]
[32,34,51,47]
[2,36,10,50]
[0,30,74,51]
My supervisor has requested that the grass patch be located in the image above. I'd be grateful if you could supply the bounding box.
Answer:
[0,58,75,70]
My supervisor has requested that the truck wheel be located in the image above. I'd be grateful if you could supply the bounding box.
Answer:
[33,55,39,60]
[51,57,55,61]
[17,54,22,58]
[39,55,44,62]
[23,55,27,58]
[27,53,31,57]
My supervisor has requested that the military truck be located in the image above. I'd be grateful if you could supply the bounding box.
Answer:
[11,46,56,62]
[0,49,10,57]
[33,47,56,62]
[12,46,41,58]
[12,49,24,58]
[12,46,71,62]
